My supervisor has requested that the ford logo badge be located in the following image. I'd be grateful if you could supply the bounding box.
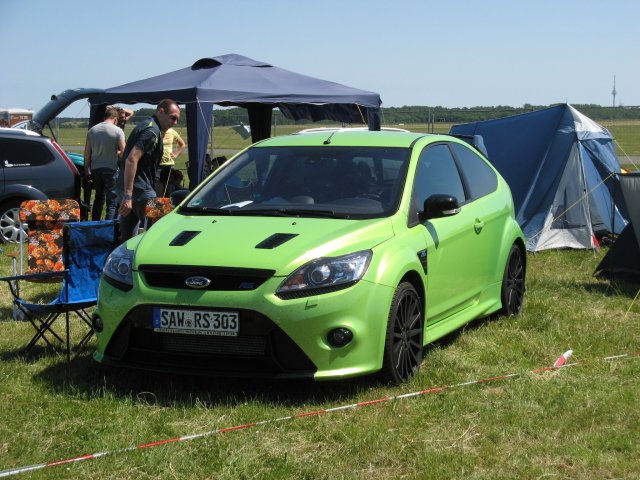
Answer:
[185,276,211,289]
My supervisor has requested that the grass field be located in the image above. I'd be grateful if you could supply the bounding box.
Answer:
[0,244,638,479]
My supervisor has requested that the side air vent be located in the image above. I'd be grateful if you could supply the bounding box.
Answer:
[169,230,201,246]
[255,233,298,249]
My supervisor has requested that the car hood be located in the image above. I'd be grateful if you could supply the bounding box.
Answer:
[133,214,394,276]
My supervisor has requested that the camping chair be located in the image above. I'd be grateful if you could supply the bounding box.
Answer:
[15,198,81,276]
[144,197,173,229]
[0,220,119,360]
[7,199,80,321]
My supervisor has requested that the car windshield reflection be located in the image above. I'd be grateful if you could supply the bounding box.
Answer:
[183,146,411,219]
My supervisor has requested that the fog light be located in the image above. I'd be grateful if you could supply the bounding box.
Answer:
[327,328,353,347]
[92,314,103,333]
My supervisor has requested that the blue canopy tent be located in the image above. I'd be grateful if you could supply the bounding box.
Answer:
[450,104,627,251]
[89,54,382,188]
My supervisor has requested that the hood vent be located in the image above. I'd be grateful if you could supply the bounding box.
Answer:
[170,230,201,246]
[255,233,298,249]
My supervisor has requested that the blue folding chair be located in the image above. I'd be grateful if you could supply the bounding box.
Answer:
[0,220,119,360]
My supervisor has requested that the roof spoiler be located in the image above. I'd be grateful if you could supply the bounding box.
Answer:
[448,134,488,158]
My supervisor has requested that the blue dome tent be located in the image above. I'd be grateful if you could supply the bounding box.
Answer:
[451,104,627,251]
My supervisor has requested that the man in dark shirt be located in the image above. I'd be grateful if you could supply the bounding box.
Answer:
[117,99,181,241]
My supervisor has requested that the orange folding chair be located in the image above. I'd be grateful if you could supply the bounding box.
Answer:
[144,197,173,229]
[18,199,81,277]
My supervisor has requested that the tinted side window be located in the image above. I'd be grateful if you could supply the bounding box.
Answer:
[0,138,53,167]
[451,143,497,200]
[413,144,466,206]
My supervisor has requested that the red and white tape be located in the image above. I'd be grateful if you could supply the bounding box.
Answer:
[0,350,637,478]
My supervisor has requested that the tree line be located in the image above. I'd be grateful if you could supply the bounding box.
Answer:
[58,103,640,128]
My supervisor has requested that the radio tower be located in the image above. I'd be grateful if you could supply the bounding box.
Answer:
[611,75,617,107]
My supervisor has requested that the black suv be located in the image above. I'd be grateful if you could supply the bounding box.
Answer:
[0,128,81,243]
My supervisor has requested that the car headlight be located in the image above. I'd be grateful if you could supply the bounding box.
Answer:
[103,242,135,290]
[276,250,372,299]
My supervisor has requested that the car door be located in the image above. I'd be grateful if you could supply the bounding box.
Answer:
[2,137,41,189]
[413,143,488,324]
[2,136,62,197]
[449,142,505,288]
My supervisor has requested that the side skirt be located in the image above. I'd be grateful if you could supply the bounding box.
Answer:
[424,282,501,344]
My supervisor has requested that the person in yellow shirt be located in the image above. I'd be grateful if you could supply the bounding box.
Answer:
[156,127,186,196]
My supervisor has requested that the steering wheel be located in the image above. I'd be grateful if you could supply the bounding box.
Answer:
[356,192,382,201]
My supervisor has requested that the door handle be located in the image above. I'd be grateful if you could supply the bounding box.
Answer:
[474,219,484,234]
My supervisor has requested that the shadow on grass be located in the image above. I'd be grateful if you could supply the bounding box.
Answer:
[0,337,94,363]
[0,305,14,320]
[0,344,63,362]
[0,291,62,322]
[582,278,640,298]
[27,316,502,408]
[32,351,383,409]
[24,312,502,409]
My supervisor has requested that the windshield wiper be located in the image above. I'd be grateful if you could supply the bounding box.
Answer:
[180,205,350,219]
[234,208,348,219]
[179,205,234,215]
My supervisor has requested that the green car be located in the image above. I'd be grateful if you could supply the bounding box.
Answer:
[94,130,525,384]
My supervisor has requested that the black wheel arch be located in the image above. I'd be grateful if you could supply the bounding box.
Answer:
[399,270,425,317]
[512,237,527,286]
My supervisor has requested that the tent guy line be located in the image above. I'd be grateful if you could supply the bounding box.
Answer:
[614,139,639,170]
[626,288,640,317]
[527,171,616,249]
[1,351,638,478]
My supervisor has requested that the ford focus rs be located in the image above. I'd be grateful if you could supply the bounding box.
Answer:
[94,129,525,384]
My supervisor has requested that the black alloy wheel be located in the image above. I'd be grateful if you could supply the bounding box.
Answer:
[380,282,424,384]
[501,244,525,316]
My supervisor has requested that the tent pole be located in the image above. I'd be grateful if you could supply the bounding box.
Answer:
[579,153,597,251]
[210,111,214,157]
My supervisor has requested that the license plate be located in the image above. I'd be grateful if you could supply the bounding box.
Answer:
[153,308,239,336]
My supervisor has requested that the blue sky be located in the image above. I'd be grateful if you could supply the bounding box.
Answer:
[1,0,638,114]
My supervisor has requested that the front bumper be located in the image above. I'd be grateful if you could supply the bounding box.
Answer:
[94,271,395,380]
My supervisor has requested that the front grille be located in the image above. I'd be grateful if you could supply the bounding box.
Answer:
[103,305,316,378]
[137,330,267,356]
[139,264,275,291]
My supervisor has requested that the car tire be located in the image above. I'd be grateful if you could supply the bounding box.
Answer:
[0,200,26,244]
[500,244,525,316]
[379,281,424,384]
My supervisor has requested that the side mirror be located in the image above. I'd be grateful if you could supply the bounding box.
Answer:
[169,189,190,207]
[419,194,461,222]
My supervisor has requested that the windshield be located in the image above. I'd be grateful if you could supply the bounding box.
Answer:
[183,145,410,219]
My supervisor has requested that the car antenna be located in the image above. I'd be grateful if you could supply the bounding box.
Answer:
[323,130,337,145]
